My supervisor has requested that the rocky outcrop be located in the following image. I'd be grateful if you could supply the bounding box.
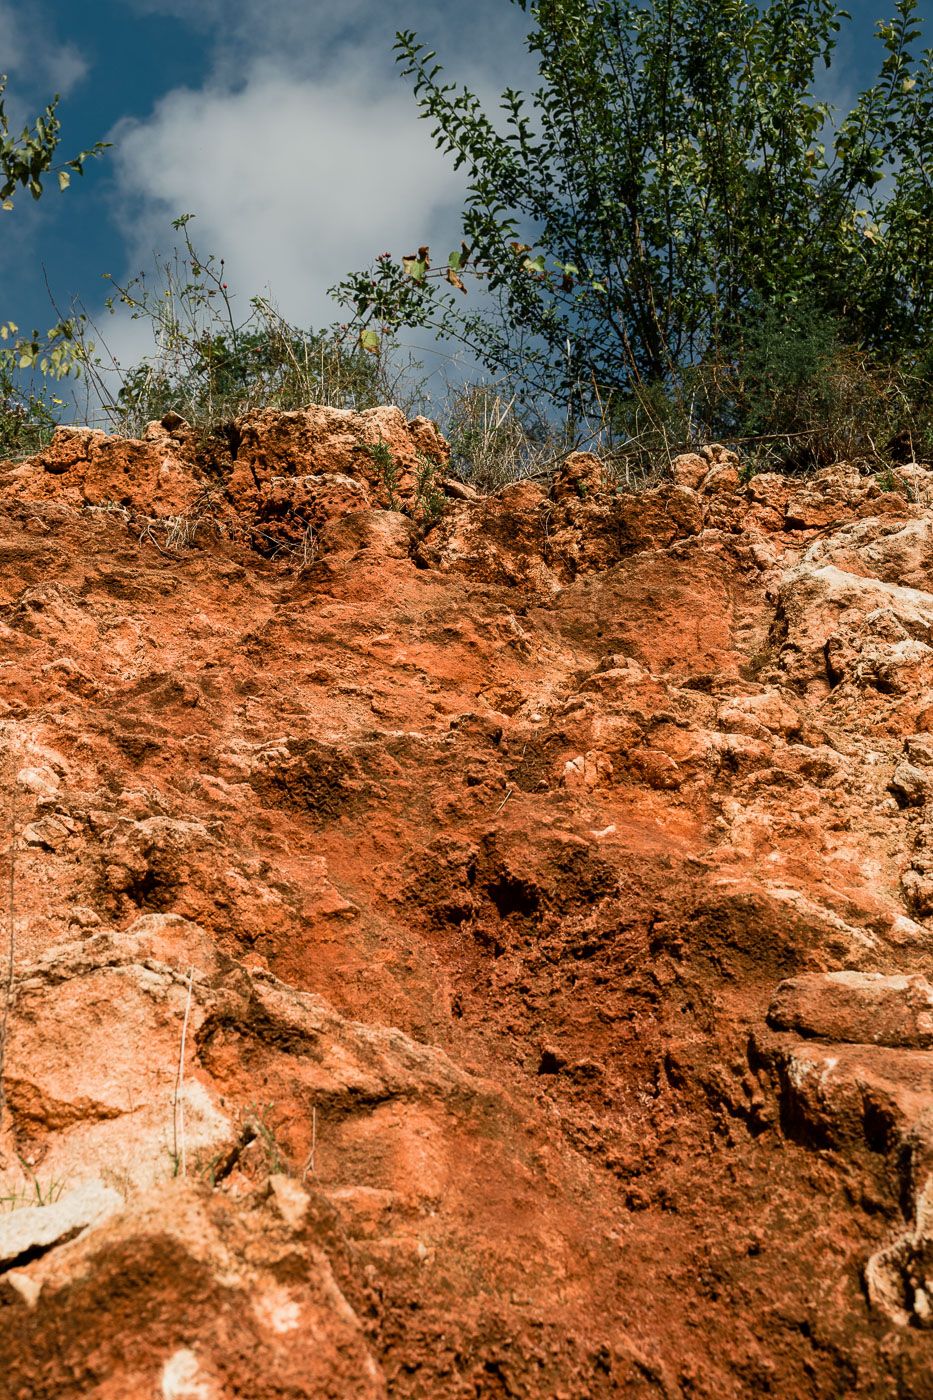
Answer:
[3,417,933,1394]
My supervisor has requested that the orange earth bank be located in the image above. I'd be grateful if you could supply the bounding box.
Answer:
[1,408,933,1396]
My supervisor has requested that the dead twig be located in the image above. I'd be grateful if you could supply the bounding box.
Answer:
[173,966,195,1177]
[301,1105,318,1183]
[138,521,175,558]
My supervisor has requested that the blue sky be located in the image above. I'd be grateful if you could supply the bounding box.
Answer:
[2,0,931,412]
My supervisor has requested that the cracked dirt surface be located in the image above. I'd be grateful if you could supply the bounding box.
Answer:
[2,413,933,1395]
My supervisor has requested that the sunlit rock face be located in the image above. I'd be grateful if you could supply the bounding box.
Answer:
[2,417,933,1394]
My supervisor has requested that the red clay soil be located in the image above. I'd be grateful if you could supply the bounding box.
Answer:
[1,410,933,1397]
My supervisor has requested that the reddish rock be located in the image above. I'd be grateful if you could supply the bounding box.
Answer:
[551,450,606,500]
[670,451,708,490]
[702,461,741,494]
[0,424,203,513]
[227,404,448,513]
[768,970,933,1047]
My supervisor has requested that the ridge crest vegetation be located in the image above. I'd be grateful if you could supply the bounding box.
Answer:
[3,0,933,488]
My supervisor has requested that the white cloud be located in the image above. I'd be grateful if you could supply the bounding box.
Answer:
[109,62,471,332]
[94,0,539,395]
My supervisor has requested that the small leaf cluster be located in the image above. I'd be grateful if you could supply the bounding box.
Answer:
[1,73,109,209]
[0,356,60,459]
[1,315,90,378]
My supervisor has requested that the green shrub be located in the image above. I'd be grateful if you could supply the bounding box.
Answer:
[0,365,59,460]
[84,216,407,441]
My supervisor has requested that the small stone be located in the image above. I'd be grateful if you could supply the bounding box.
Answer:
[890,761,933,807]
[68,906,103,930]
[15,766,59,797]
[901,869,933,918]
[768,970,933,1048]
[21,816,70,850]
[441,477,479,501]
[905,735,933,767]
[4,1270,43,1308]
[267,1174,310,1233]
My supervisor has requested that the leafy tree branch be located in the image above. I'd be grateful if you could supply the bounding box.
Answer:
[1,72,110,385]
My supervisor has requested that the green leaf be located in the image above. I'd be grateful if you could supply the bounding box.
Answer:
[57,169,70,191]
[359,327,381,353]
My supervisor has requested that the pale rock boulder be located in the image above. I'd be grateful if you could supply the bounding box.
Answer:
[0,925,485,1207]
[0,1179,123,1273]
[894,462,933,505]
[773,561,933,696]
[15,764,60,798]
[746,471,792,512]
[20,815,73,850]
[699,442,740,466]
[716,690,802,740]
[561,750,614,790]
[901,868,933,919]
[890,760,933,807]
[784,461,877,528]
[905,734,933,766]
[759,970,933,1329]
[1,937,235,1194]
[798,515,933,590]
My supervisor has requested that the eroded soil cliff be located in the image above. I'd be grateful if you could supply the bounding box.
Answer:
[2,408,933,1396]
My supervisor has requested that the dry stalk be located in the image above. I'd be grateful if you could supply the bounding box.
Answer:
[172,966,195,1177]
[301,1105,318,1184]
